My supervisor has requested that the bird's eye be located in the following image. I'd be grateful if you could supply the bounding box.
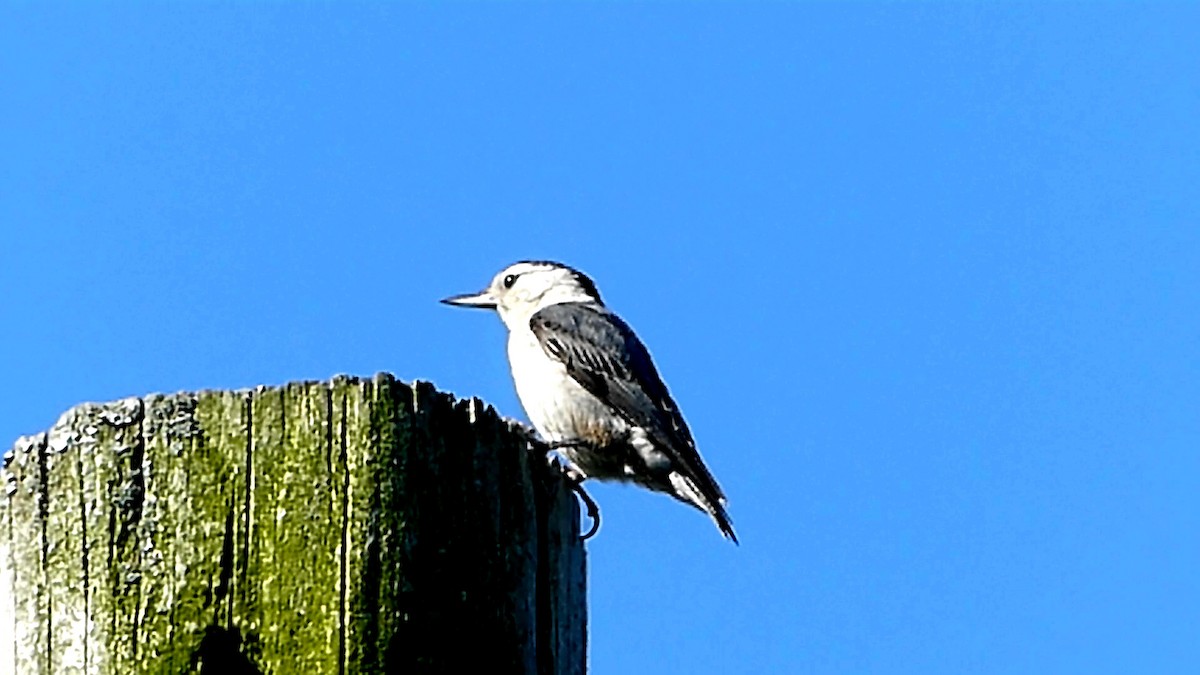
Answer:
[502,274,518,289]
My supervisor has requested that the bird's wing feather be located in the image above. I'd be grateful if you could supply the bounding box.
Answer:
[529,302,726,504]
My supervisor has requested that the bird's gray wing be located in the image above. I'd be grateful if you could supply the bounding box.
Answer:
[529,302,727,504]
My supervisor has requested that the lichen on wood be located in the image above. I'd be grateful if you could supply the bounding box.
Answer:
[0,373,587,674]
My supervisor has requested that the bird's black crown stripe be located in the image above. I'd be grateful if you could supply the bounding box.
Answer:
[516,260,603,304]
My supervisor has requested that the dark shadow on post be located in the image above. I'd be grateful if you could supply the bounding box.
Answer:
[190,626,262,675]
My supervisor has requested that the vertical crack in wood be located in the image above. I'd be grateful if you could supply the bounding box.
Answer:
[76,428,90,673]
[133,399,146,662]
[336,388,350,675]
[238,392,253,634]
[105,438,117,668]
[35,434,50,673]
[216,503,236,624]
[360,379,382,670]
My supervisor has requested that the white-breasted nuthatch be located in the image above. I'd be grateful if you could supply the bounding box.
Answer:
[442,260,737,543]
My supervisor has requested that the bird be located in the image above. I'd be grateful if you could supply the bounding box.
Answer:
[442,260,737,543]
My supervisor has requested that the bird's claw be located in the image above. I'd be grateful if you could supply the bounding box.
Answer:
[567,475,601,540]
[515,425,547,450]
[532,439,604,538]
[526,435,587,454]
[522,434,600,540]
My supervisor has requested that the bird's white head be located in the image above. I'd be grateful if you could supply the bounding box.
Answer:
[441,260,604,330]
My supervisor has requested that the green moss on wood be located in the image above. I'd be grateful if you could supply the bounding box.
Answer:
[1,375,587,674]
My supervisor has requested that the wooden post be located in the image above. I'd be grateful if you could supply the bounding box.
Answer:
[0,374,587,674]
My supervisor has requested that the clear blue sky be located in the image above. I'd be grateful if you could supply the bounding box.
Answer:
[3,4,1197,673]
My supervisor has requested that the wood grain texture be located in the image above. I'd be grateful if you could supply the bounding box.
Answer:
[0,374,587,674]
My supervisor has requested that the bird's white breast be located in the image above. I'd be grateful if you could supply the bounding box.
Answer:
[506,324,626,445]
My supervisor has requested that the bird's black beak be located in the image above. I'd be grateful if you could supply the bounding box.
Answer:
[440,289,498,309]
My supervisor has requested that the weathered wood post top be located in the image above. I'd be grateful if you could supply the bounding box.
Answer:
[1,373,587,674]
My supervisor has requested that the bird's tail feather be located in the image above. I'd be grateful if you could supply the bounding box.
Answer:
[670,472,739,544]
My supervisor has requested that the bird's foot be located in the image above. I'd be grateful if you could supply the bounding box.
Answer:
[522,432,589,455]
[564,469,601,541]
[520,434,600,540]
[543,455,600,541]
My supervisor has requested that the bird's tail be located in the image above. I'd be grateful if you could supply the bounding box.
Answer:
[670,472,739,544]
